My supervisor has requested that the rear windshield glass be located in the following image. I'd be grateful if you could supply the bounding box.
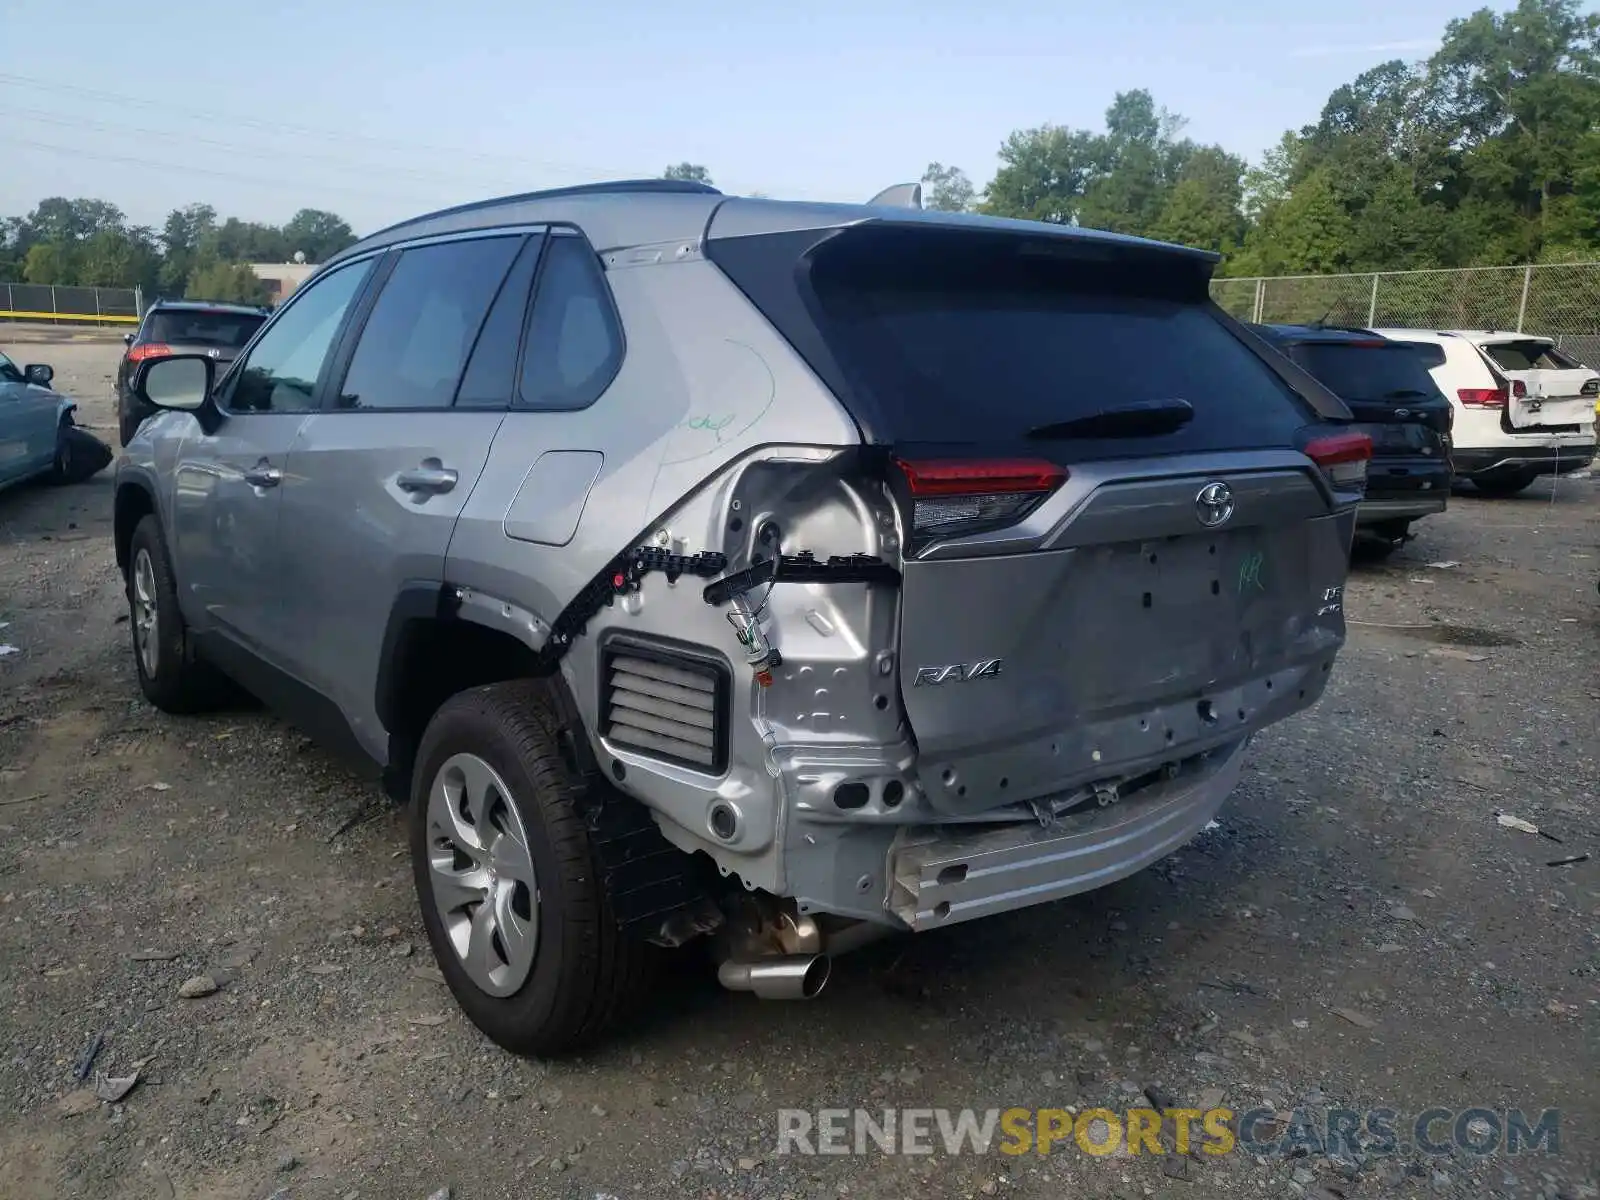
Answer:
[1479,340,1580,371]
[1289,343,1444,403]
[719,225,1312,454]
[145,309,266,349]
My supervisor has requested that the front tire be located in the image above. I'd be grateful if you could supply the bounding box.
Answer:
[410,681,648,1057]
[125,515,230,713]
[49,417,74,483]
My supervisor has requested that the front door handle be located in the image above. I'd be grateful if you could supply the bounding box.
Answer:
[396,462,458,495]
[243,461,282,488]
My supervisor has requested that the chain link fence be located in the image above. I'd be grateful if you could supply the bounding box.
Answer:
[0,282,142,326]
[1212,263,1600,366]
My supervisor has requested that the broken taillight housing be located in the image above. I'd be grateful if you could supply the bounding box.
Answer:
[1303,431,1373,494]
[894,457,1067,541]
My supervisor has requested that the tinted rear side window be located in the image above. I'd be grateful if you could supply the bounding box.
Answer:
[146,309,265,349]
[712,224,1311,456]
[1289,343,1445,402]
[1480,340,1580,371]
[517,234,623,411]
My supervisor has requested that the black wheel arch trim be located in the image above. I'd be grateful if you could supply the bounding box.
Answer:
[374,581,597,795]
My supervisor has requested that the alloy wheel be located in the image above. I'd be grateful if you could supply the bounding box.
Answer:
[425,752,540,997]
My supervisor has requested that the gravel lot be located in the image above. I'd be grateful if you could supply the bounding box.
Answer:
[1,331,1597,1200]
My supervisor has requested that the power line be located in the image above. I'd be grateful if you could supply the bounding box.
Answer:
[0,106,537,192]
[0,134,461,209]
[0,71,827,200]
[0,72,639,178]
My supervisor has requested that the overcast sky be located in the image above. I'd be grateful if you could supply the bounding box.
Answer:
[1,0,1475,236]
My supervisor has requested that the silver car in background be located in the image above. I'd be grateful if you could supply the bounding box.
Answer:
[0,349,77,492]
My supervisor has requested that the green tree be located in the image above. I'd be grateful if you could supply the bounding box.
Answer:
[983,124,1103,223]
[77,226,160,289]
[1430,0,1600,254]
[185,258,270,305]
[22,242,74,284]
[1242,133,1302,227]
[25,197,127,245]
[1234,169,1354,275]
[921,162,976,211]
[662,163,714,186]
[0,217,25,280]
[200,218,288,263]
[159,203,218,296]
[281,208,356,262]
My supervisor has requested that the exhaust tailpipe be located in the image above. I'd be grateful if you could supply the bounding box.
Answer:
[717,954,831,1000]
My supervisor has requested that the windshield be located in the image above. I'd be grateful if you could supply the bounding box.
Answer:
[1290,342,1444,403]
[144,309,266,350]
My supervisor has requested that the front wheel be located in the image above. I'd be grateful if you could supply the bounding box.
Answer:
[410,681,649,1057]
[125,515,231,713]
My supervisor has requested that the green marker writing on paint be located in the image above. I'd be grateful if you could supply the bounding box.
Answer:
[1237,550,1266,594]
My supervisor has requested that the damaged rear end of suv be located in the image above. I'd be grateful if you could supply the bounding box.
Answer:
[674,206,1366,966]
[115,183,1368,1057]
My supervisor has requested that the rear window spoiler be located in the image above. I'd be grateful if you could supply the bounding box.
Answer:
[1213,308,1354,423]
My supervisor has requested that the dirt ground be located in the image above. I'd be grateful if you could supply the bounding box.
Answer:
[1,330,1597,1200]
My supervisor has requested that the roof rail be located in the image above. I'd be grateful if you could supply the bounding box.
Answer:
[359,178,724,245]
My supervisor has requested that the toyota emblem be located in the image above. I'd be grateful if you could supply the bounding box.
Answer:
[1195,481,1235,528]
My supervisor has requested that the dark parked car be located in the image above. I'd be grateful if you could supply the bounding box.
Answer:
[116,300,269,445]
[1255,324,1453,554]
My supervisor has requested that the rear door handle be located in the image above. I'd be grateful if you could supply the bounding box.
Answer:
[243,462,282,488]
[396,462,458,495]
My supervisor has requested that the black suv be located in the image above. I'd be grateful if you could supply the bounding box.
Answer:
[115,300,270,446]
[1255,324,1453,554]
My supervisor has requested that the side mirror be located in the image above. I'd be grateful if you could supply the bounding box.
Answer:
[135,354,214,412]
[23,363,54,387]
[123,332,135,346]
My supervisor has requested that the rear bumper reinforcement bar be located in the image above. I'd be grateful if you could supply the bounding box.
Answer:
[886,739,1246,930]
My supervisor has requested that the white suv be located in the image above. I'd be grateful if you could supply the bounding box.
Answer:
[1373,329,1597,494]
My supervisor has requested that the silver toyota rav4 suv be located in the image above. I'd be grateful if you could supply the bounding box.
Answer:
[114,180,1367,1056]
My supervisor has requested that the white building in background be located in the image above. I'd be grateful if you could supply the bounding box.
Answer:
[249,261,318,305]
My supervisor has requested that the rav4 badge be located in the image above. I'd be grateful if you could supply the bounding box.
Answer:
[914,660,1004,686]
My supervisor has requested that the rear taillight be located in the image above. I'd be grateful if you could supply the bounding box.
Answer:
[894,457,1066,541]
[1458,386,1507,408]
[127,343,174,364]
[1510,379,1527,399]
[1304,432,1372,493]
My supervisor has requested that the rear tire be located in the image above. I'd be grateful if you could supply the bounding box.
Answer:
[1473,470,1537,496]
[125,515,231,714]
[1353,535,1402,561]
[410,681,650,1058]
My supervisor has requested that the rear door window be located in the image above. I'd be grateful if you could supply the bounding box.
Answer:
[335,235,524,411]
[145,308,266,349]
[455,235,545,409]
[1288,343,1445,402]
